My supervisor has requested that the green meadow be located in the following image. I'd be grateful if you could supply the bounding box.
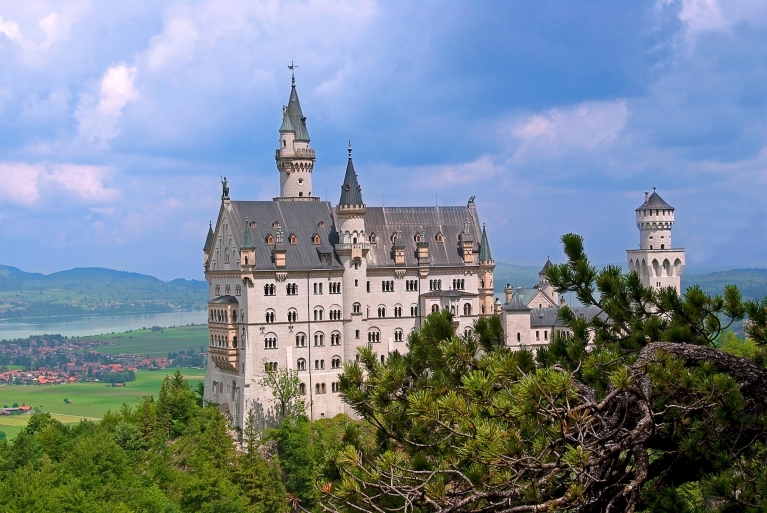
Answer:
[0,367,206,439]
[82,325,209,356]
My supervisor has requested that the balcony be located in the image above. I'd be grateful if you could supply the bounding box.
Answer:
[210,346,239,372]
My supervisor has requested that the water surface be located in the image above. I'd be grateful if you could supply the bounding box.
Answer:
[0,310,208,340]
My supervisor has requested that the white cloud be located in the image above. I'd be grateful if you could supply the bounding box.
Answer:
[676,0,767,42]
[145,16,199,72]
[0,15,23,43]
[76,64,139,146]
[508,100,630,155]
[0,162,120,206]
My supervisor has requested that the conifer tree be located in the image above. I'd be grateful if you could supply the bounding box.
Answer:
[322,234,767,512]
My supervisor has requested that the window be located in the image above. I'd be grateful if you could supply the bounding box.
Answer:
[299,383,306,395]
[264,284,275,296]
[431,304,439,313]
[315,383,327,394]
[429,279,443,291]
[381,355,385,364]
[314,359,325,370]
[406,279,418,291]
[314,283,324,295]
[287,309,298,322]
[329,308,341,320]
[353,302,361,314]
[366,281,371,292]
[536,331,540,341]
[544,330,548,341]
[370,233,377,243]
[314,333,324,346]
[313,234,321,245]
[266,234,274,245]
[295,333,306,347]
[331,382,340,393]
[286,283,298,295]
[313,308,324,321]
[381,280,394,292]
[394,306,402,318]
[354,279,358,287]
[394,329,404,342]
[367,330,381,343]
[265,362,278,372]
[331,332,341,345]
[329,282,341,294]
[378,306,386,318]
[289,234,297,245]
[516,332,521,342]
[264,336,277,349]
[355,330,360,339]
[265,310,275,323]
[331,356,342,369]
[411,305,418,316]
[232,336,238,348]
[463,303,472,316]
[235,285,241,296]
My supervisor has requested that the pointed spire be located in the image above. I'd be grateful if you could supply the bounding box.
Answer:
[339,144,364,207]
[479,224,493,262]
[462,212,474,242]
[240,220,255,249]
[539,257,553,275]
[203,221,214,251]
[285,70,310,141]
[507,292,530,311]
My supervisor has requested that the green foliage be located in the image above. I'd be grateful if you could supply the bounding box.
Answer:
[322,233,767,512]
[0,370,291,512]
[257,360,306,422]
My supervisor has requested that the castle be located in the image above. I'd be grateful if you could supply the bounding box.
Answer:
[203,76,685,427]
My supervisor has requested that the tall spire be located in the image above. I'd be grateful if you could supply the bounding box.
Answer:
[203,221,214,252]
[285,65,310,142]
[240,220,255,249]
[338,143,364,207]
[479,224,493,262]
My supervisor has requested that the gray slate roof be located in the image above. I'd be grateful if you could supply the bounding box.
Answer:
[479,225,492,262]
[502,288,544,310]
[505,293,530,311]
[203,222,214,252]
[338,157,364,207]
[286,84,310,141]
[421,289,478,298]
[539,258,553,275]
[227,201,341,270]
[362,206,481,268]
[209,295,239,305]
[529,305,605,327]
[636,190,674,211]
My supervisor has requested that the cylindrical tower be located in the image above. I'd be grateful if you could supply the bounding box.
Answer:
[276,74,316,199]
[636,188,674,250]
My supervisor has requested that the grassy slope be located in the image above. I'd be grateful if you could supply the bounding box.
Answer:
[0,367,205,439]
[83,325,209,356]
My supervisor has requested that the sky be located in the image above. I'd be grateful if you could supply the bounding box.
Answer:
[0,0,765,280]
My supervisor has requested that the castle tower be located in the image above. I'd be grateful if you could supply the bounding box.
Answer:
[478,224,495,317]
[537,258,558,305]
[334,144,369,367]
[276,72,316,199]
[626,189,685,293]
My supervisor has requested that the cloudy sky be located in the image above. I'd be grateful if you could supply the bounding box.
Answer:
[0,0,765,280]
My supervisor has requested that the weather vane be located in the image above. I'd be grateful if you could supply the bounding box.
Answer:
[348,140,352,159]
[288,61,297,85]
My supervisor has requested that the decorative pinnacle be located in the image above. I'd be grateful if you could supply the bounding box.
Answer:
[348,140,352,159]
[288,61,297,86]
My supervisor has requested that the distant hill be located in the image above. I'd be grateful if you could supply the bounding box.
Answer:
[0,265,208,320]
[492,262,767,300]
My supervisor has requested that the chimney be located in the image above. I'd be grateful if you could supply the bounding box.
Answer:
[645,191,649,202]
[504,283,513,303]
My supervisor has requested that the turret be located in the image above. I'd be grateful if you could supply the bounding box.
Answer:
[477,222,495,317]
[460,214,474,264]
[203,221,214,270]
[538,257,558,305]
[276,71,316,199]
[239,220,256,270]
[627,188,685,293]
[636,188,674,250]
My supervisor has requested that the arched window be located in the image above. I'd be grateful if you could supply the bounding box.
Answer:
[463,303,472,316]
[264,336,277,349]
[314,333,324,346]
[313,307,324,321]
[295,333,306,347]
[299,383,306,395]
[331,356,342,369]
[232,336,238,349]
[290,234,297,245]
[544,330,549,341]
[353,302,361,314]
[331,332,341,346]
[265,310,275,323]
[313,234,321,245]
[516,332,521,342]
[411,305,418,316]
[394,305,402,317]
[431,304,439,313]
[536,331,540,341]
[266,234,274,245]
[287,309,298,322]
[394,329,403,342]
[367,329,381,343]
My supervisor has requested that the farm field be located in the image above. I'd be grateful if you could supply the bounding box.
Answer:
[83,325,209,356]
[0,367,205,439]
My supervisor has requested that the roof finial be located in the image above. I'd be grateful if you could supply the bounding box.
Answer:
[653,187,656,192]
[348,140,352,159]
[288,61,297,86]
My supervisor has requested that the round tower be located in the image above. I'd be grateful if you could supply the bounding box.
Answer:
[636,188,674,250]
[276,72,316,199]
[627,189,685,293]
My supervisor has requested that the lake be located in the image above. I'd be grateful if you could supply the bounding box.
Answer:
[0,310,208,340]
